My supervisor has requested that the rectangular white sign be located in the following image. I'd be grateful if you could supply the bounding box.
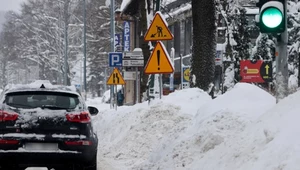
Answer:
[124,71,139,80]
[123,60,144,67]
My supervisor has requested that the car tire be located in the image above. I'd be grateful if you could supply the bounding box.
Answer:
[83,155,97,170]
[73,154,97,170]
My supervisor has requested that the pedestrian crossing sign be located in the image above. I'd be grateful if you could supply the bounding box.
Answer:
[107,68,125,85]
[144,11,174,41]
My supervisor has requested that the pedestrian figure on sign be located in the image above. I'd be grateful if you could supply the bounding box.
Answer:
[157,26,163,37]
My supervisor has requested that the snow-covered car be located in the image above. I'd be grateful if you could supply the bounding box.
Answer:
[0,81,98,170]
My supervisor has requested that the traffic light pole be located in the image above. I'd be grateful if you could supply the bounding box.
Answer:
[275,0,288,103]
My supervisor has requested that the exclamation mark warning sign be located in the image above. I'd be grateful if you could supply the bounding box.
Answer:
[157,50,160,70]
[144,41,174,74]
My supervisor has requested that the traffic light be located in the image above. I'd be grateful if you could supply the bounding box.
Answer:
[256,0,285,33]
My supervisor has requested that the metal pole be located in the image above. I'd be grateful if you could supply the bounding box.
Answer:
[64,3,68,86]
[170,48,174,92]
[110,0,115,109]
[155,0,160,11]
[83,0,87,100]
[80,58,83,92]
[298,48,300,87]
[135,67,139,103]
[180,54,183,89]
[275,0,288,103]
[115,85,117,110]
[104,68,107,93]
[159,74,162,99]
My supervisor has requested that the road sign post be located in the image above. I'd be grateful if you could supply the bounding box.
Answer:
[144,11,174,100]
[107,68,126,110]
[169,48,175,91]
[109,0,115,109]
[123,49,143,104]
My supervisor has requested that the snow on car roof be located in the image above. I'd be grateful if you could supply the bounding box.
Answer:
[3,80,79,95]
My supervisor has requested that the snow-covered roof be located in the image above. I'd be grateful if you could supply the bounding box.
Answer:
[120,0,132,11]
[162,0,177,5]
[164,3,191,19]
[121,0,191,18]
[245,7,259,15]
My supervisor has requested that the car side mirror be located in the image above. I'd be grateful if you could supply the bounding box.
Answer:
[88,106,99,116]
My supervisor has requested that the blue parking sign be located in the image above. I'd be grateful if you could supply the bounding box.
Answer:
[109,52,123,67]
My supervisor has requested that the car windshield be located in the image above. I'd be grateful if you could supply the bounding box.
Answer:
[4,91,82,109]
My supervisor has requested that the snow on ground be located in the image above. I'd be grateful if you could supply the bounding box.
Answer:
[92,88,211,170]
[26,82,300,170]
[87,82,300,170]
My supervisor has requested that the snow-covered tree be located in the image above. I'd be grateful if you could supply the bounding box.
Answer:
[0,0,117,94]
[232,7,251,60]
[287,0,300,92]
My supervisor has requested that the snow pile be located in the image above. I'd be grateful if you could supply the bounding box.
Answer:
[94,88,211,169]
[92,82,300,169]
[134,83,276,170]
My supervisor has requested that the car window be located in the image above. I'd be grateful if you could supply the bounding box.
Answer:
[4,91,82,109]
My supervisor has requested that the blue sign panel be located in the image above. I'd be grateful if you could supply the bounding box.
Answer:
[115,34,120,47]
[123,21,130,51]
[109,52,123,67]
[75,84,81,89]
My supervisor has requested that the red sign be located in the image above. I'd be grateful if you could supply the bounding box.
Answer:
[240,60,272,83]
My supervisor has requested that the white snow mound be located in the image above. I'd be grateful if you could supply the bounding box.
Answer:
[92,83,300,170]
[94,88,211,169]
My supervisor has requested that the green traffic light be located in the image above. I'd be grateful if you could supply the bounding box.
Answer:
[261,7,283,28]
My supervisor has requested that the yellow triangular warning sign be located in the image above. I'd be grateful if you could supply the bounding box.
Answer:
[144,41,174,74]
[107,68,125,85]
[144,11,174,41]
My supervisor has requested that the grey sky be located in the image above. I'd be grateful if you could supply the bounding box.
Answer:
[0,0,25,11]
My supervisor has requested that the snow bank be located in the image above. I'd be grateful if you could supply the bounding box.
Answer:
[135,83,276,170]
[93,88,211,169]
[91,82,300,170]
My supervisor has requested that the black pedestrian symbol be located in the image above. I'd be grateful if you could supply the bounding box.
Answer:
[151,25,165,38]
[157,26,163,37]
[113,73,119,84]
